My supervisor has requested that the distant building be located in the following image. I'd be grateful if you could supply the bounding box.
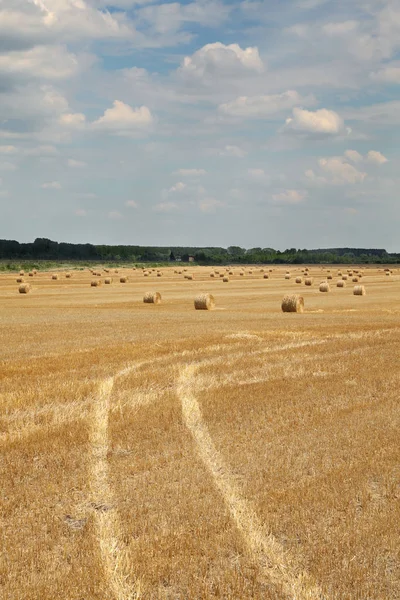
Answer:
[188,255,195,262]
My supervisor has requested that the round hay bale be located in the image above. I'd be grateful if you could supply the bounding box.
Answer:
[120,277,128,283]
[304,278,313,286]
[352,277,359,282]
[187,274,194,280]
[91,280,101,287]
[295,277,302,284]
[16,277,24,283]
[96,272,102,277]
[263,273,269,279]
[286,270,290,274]
[229,271,234,275]
[143,291,161,304]
[281,294,304,313]
[285,274,291,280]
[219,273,224,278]
[104,269,110,273]
[319,282,330,292]
[157,272,162,277]
[19,270,25,276]
[143,272,149,277]
[353,285,366,296]
[114,270,119,274]
[327,275,333,280]
[239,272,244,276]
[19,283,31,294]
[222,276,229,282]
[210,272,215,277]
[105,278,113,284]
[28,272,34,277]
[65,273,72,278]
[337,271,342,276]
[386,272,391,276]
[32,270,37,275]
[342,275,348,280]
[51,274,59,280]
[248,270,253,275]
[337,280,346,288]
[194,293,215,310]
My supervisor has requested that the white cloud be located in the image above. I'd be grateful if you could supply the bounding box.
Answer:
[0,161,17,171]
[92,100,153,134]
[198,196,223,213]
[168,181,186,192]
[366,150,388,165]
[174,168,206,177]
[284,107,345,135]
[0,45,79,80]
[178,42,264,82]
[272,189,307,204]
[370,66,400,84]
[67,158,86,168]
[24,145,59,156]
[59,113,86,127]
[41,180,61,189]
[218,91,314,118]
[125,200,139,208]
[153,201,179,213]
[247,168,267,179]
[318,157,367,184]
[0,145,18,154]
[75,208,87,217]
[344,149,363,163]
[108,210,123,219]
[211,145,247,157]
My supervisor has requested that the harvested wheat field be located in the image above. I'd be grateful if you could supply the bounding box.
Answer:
[1,265,399,600]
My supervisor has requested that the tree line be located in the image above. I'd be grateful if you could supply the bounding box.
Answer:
[0,238,398,264]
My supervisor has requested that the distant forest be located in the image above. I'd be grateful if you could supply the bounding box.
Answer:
[0,238,399,264]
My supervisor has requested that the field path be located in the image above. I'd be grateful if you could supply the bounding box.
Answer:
[178,363,326,600]
[90,371,141,600]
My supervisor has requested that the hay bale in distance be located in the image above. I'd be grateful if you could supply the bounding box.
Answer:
[295,277,302,284]
[51,274,59,280]
[210,272,215,277]
[337,280,346,287]
[65,273,72,278]
[285,274,291,280]
[263,273,269,279]
[143,291,161,304]
[19,270,25,276]
[194,293,215,310]
[120,277,128,283]
[305,278,313,286]
[91,280,101,287]
[16,277,24,283]
[187,274,194,280]
[319,282,330,292]
[352,277,359,282]
[28,272,34,277]
[327,275,333,280]
[239,272,244,276]
[342,275,348,280]
[19,283,31,294]
[222,276,229,282]
[353,285,366,296]
[105,278,113,284]
[281,294,304,313]
[157,272,162,277]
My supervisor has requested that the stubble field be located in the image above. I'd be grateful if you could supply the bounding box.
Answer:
[1,265,399,600]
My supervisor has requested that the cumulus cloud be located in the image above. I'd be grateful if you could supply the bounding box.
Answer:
[218,91,314,118]
[125,200,139,208]
[370,66,400,84]
[366,150,388,164]
[210,145,247,157]
[344,149,363,163]
[284,107,345,135]
[41,180,61,189]
[318,157,367,184]
[178,42,264,83]
[199,196,223,213]
[153,201,179,213]
[68,158,86,168]
[0,145,18,154]
[272,189,307,204]
[174,168,206,177]
[0,45,80,80]
[59,113,86,127]
[92,100,153,135]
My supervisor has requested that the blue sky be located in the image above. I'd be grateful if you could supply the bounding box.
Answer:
[0,0,398,250]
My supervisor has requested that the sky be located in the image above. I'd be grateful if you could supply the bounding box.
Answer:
[0,0,399,251]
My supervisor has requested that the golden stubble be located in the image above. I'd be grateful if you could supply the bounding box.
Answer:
[1,265,399,599]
